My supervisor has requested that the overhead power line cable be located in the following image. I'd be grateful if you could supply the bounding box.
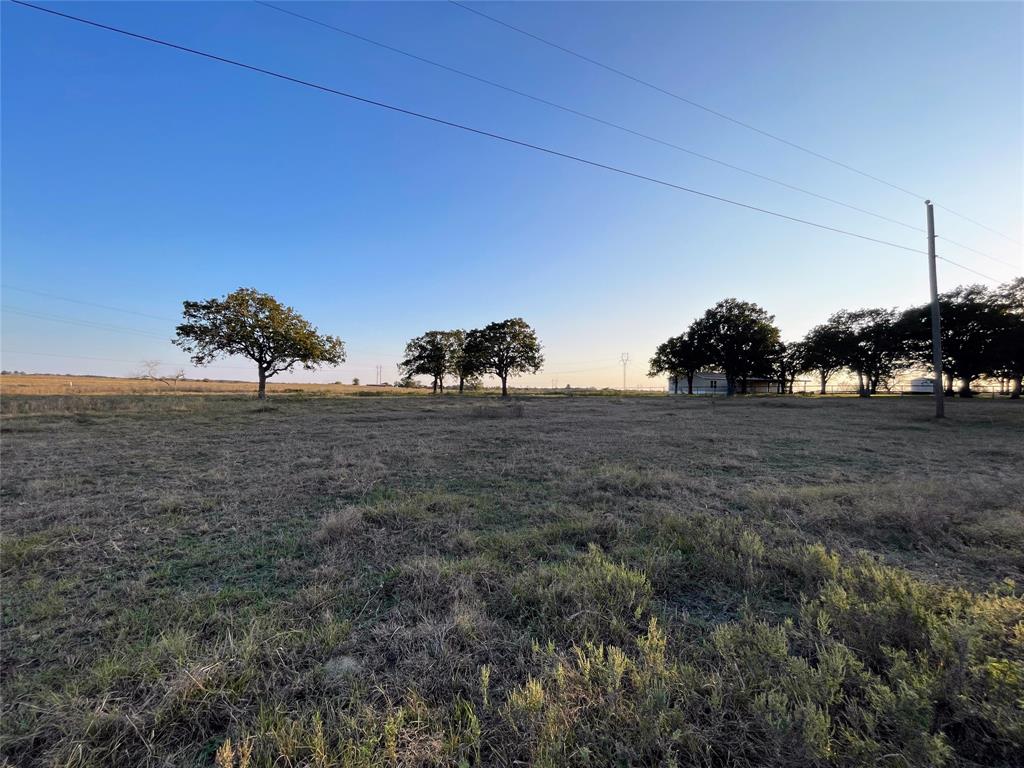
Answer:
[934,256,1002,284]
[3,305,171,339]
[1,284,177,322]
[1,349,254,370]
[448,0,1022,246]
[9,0,933,260]
[255,1,928,239]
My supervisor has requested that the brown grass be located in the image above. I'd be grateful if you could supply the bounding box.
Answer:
[0,372,418,398]
[1,394,1022,766]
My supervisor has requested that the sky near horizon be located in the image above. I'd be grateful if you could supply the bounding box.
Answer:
[2,0,1021,388]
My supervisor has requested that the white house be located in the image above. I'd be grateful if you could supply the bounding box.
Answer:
[667,372,777,395]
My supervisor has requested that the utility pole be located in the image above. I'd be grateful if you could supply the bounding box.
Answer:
[926,200,944,419]
[620,353,630,392]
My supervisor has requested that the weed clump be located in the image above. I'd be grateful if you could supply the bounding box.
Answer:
[313,506,364,545]
[512,544,652,644]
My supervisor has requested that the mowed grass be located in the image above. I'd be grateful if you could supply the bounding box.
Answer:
[1,395,1022,767]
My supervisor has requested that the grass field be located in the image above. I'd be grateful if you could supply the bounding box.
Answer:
[0,373,417,399]
[1,392,1022,767]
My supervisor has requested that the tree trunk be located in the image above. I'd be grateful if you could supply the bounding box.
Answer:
[857,371,869,397]
[944,373,954,397]
[439,378,444,394]
[959,378,974,398]
[257,368,267,400]
[432,378,438,394]
[726,377,736,397]
[672,375,679,394]
[819,370,827,395]
[500,375,509,398]
[1011,375,1022,400]
[459,376,465,394]
[687,373,694,395]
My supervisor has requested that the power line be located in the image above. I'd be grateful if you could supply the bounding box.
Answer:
[0,349,255,370]
[934,256,1002,284]
[1,284,177,322]
[254,0,925,237]
[448,0,1023,246]
[9,0,931,260]
[934,238,1018,270]
[3,305,171,340]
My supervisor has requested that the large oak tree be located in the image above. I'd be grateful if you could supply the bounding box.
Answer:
[174,288,344,399]
[687,299,780,395]
[466,318,543,397]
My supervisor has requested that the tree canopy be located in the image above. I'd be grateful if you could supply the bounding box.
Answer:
[649,333,707,394]
[466,318,544,397]
[687,299,780,395]
[901,285,1008,396]
[398,331,462,394]
[173,288,344,399]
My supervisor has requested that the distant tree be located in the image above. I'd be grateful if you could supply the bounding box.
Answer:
[466,318,544,397]
[826,308,906,396]
[448,329,486,394]
[399,331,460,394]
[993,278,1024,399]
[793,322,852,395]
[901,285,1006,397]
[174,287,344,400]
[649,332,708,394]
[772,341,801,394]
[352,377,360,386]
[688,299,781,395]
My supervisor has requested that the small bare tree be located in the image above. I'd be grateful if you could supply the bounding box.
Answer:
[136,361,187,389]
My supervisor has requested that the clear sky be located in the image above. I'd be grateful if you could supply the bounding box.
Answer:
[2,0,1021,388]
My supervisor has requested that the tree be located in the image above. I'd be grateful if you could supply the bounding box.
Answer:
[398,331,460,394]
[465,318,544,397]
[993,278,1024,399]
[351,377,360,386]
[902,285,1006,397]
[827,308,906,396]
[174,288,344,400]
[772,341,801,394]
[793,322,852,394]
[649,332,707,394]
[449,329,485,394]
[687,299,780,395]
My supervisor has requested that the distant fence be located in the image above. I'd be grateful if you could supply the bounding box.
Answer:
[664,385,1013,398]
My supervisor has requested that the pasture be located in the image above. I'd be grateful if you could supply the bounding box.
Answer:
[1,392,1022,766]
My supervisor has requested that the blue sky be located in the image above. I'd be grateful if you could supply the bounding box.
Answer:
[2,0,1021,388]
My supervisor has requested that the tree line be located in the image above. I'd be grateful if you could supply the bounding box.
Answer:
[173,289,546,399]
[650,278,1024,398]
[398,319,544,397]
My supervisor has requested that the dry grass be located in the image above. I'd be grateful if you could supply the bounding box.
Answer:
[0,372,419,399]
[1,394,1022,766]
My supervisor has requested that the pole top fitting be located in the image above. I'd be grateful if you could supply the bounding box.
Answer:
[925,199,932,205]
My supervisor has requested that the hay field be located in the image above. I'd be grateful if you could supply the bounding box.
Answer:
[0,373,415,398]
[1,394,1022,766]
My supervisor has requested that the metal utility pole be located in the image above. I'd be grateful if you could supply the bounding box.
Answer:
[620,353,630,392]
[926,200,944,419]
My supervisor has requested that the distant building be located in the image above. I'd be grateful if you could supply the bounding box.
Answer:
[908,377,935,394]
[667,371,778,394]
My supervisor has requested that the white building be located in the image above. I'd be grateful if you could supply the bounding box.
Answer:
[667,372,777,395]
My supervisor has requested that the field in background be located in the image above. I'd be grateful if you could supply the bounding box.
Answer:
[2,394,1022,766]
[0,373,418,398]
